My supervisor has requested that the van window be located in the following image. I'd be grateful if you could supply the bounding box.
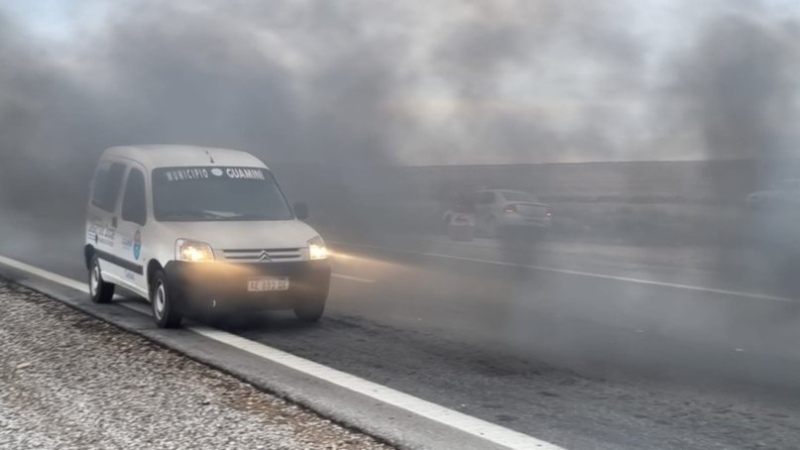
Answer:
[152,166,294,222]
[91,162,127,212]
[122,168,147,225]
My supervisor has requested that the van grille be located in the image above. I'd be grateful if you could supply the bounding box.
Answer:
[222,248,303,262]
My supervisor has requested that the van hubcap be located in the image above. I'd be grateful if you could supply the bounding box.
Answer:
[154,282,166,319]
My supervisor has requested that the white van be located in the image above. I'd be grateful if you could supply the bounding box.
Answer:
[85,145,331,328]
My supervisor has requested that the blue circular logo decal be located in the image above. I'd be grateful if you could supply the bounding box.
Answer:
[133,230,142,260]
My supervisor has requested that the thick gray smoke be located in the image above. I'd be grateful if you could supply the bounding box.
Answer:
[660,13,800,163]
[0,2,431,247]
[430,0,644,163]
[0,12,69,211]
[5,0,800,398]
[656,10,800,291]
[655,11,800,211]
[1,1,798,234]
[0,2,417,213]
[0,0,650,241]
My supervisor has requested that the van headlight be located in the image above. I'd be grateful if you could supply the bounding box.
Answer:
[176,239,215,262]
[308,236,329,261]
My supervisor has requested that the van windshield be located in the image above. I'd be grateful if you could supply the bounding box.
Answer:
[152,166,294,222]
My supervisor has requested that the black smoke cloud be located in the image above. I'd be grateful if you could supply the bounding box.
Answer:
[93,2,418,164]
[3,1,798,217]
[655,10,800,213]
[428,0,644,163]
[0,0,650,231]
[0,1,419,215]
[660,12,800,162]
[656,10,800,283]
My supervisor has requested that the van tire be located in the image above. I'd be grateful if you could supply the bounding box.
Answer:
[150,270,183,328]
[88,255,115,304]
[294,297,326,323]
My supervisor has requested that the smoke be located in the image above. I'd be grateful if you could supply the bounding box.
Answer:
[0,0,650,178]
[656,10,800,202]
[0,12,63,210]
[96,2,421,163]
[659,12,800,163]
[2,1,798,229]
[653,8,800,293]
[0,0,654,246]
[428,0,645,163]
[0,1,418,210]
[3,0,800,398]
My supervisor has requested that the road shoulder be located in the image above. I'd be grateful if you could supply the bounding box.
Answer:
[0,280,390,450]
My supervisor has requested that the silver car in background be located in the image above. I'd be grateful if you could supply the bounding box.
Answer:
[445,189,552,238]
[474,189,551,237]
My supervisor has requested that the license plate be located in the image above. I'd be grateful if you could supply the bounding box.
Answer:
[247,277,290,292]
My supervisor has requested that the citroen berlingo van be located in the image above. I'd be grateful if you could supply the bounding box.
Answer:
[85,145,330,328]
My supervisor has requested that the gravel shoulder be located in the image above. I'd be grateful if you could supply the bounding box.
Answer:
[0,280,392,450]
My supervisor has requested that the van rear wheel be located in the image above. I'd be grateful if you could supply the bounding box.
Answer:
[151,270,183,328]
[89,255,115,304]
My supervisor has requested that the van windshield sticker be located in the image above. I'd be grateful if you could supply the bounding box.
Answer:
[152,166,293,222]
[159,167,265,182]
[164,168,209,182]
[226,168,265,180]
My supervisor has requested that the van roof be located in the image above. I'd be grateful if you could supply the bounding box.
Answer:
[100,145,267,170]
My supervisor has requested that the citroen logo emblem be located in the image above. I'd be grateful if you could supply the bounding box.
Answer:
[258,250,272,262]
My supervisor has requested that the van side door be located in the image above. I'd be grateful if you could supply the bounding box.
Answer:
[87,160,128,283]
[115,164,149,296]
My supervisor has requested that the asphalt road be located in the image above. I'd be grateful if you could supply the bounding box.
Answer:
[2,214,800,450]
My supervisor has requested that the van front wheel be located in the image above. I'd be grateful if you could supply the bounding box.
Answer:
[89,255,115,304]
[294,297,326,323]
[150,271,183,328]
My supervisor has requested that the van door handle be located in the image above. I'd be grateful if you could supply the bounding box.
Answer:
[112,217,118,228]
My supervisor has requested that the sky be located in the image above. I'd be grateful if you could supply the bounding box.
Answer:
[1,0,799,165]
[2,0,104,40]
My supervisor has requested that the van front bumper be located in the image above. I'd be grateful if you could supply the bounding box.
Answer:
[164,260,331,313]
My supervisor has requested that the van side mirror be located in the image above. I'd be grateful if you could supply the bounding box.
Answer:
[294,202,309,220]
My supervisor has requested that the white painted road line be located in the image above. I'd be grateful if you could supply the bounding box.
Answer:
[0,254,563,450]
[333,242,795,303]
[0,256,87,292]
[332,273,376,284]
[188,326,561,450]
